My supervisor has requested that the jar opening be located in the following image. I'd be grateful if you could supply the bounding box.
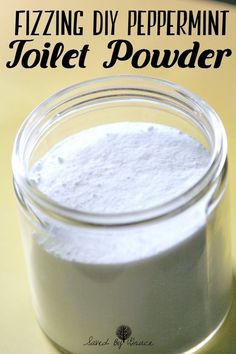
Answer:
[12,75,227,226]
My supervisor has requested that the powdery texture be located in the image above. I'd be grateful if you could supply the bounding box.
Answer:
[31,122,210,213]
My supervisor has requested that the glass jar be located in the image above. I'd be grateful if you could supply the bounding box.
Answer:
[12,76,232,354]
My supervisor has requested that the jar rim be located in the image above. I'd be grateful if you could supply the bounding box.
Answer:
[12,75,227,226]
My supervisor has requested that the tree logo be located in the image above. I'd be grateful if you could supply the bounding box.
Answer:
[116,325,132,342]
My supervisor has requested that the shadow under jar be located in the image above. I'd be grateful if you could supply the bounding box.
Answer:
[12,76,232,354]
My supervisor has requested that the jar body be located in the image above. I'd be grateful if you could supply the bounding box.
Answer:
[12,77,232,354]
[15,181,232,354]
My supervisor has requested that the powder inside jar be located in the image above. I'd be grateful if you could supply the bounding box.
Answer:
[31,122,210,214]
[28,122,223,354]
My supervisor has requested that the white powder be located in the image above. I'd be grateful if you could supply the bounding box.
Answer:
[27,123,231,353]
[31,122,209,214]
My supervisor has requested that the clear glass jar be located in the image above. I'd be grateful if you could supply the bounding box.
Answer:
[12,76,232,354]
